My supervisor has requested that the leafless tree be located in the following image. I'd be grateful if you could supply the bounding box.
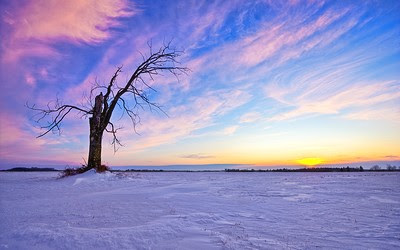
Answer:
[27,42,188,173]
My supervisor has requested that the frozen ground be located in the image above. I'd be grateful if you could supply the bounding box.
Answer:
[0,171,399,249]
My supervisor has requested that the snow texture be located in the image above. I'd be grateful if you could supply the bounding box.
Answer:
[0,171,399,249]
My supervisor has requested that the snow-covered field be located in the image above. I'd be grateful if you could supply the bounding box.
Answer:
[0,171,399,249]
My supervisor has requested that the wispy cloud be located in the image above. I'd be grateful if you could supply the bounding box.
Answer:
[1,0,136,62]
[236,9,349,67]
[102,88,251,154]
[343,107,400,122]
[384,155,399,159]
[0,112,84,163]
[222,126,239,136]
[180,154,215,159]
[240,112,262,123]
[262,23,400,122]
[267,76,400,121]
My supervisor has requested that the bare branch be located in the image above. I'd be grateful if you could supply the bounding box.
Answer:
[26,101,91,138]
[103,66,123,115]
[105,121,123,152]
[103,45,185,130]
[28,41,187,155]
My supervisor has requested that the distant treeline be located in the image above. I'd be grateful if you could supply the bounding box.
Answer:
[112,166,400,172]
[1,167,59,172]
[225,167,364,172]
[111,169,217,172]
[2,165,398,173]
[225,166,399,172]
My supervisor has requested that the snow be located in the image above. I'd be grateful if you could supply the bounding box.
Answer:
[0,171,399,249]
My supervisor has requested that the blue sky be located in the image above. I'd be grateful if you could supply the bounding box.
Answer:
[0,0,399,168]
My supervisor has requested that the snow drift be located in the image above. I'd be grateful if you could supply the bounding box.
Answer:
[0,171,399,249]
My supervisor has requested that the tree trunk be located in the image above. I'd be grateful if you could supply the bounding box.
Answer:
[87,124,103,171]
[87,93,104,171]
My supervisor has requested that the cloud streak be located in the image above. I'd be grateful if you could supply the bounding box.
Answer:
[1,0,135,62]
[180,154,215,159]
[110,88,252,153]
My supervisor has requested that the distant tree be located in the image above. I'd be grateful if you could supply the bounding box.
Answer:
[370,165,381,171]
[386,164,397,171]
[27,42,188,174]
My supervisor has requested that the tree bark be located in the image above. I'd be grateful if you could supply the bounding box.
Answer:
[87,93,104,171]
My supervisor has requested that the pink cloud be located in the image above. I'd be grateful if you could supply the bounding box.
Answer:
[268,80,400,121]
[0,110,88,165]
[1,0,136,63]
[0,113,44,161]
[237,9,348,67]
[176,3,353,86]
[24,73,36,86]
[1,44,58,63]
[13,0,134,43]
[343,107,400,122]
[0,114,24,145]
[99,88,252,158]
[222,126,239,135]
[239,112,262,123]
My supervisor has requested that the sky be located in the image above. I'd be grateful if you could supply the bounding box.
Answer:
[0,0,399,169]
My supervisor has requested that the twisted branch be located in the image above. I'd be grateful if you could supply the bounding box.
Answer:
[28,41,188,152]
[26,100,91,138]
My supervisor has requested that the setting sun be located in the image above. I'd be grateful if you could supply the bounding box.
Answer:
[297,158,323,167]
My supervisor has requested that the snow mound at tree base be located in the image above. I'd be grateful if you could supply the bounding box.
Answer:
[71,170,118,185]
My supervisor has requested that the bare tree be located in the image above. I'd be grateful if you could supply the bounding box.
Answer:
[27,42,187,173]
[370,165,381,171]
